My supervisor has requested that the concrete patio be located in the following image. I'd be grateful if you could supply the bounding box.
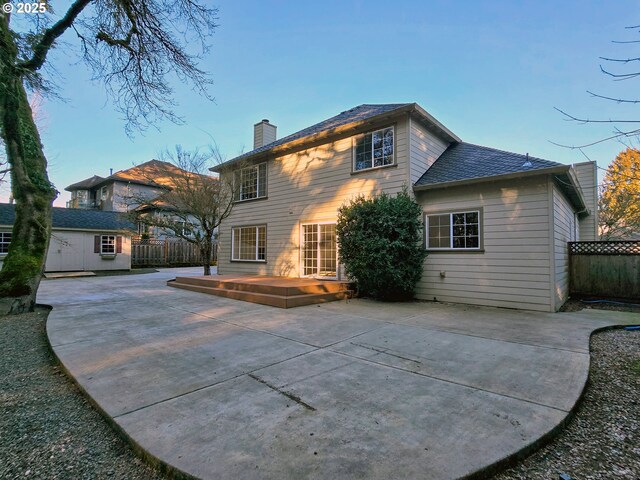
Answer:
[38,268,639,480]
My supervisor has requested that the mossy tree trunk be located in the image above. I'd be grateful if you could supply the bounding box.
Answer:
[0,14,57,314]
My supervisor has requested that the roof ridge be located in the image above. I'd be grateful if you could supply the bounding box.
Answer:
[458,141,559,164]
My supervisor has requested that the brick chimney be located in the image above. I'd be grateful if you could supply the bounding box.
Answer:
[254,119,277,149]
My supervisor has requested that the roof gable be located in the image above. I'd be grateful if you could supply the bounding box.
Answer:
[212,103,459,171]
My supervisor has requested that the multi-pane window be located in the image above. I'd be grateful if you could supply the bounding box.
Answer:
[234,163,267,201]
[0,231,11,254]
[353,127,394,171]
[231,226,266,261]
[427,211,480,250]
[101,235,116,255]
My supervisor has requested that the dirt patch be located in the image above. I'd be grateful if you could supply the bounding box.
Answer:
[560,296,640,314]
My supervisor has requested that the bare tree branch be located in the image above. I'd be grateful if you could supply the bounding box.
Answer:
[587,90,640,104]
[17,0,92,72]
[554,107,640,124]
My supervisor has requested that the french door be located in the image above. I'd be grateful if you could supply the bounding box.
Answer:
[301,223,337,279]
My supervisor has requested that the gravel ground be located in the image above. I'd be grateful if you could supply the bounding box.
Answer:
[493,328,640,480]
[0,308,166,480]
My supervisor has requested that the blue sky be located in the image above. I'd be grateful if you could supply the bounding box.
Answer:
[3,0,640,206]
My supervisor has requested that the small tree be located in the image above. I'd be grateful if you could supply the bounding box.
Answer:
[336,190,427,301]
[129,145,236,275]
[599,148,640,239]
[0,1,218,314]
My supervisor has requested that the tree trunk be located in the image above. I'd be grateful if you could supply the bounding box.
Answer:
[0,14,57,314]
[201,239,212,276]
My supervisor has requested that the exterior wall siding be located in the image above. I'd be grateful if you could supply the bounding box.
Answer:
[551,182,577,310]
[0,229,131,272]
[573,161,598,240]
[217,117,410,278]
[110,182,163,212]
[415,177,554,312]
[409,117,449,185]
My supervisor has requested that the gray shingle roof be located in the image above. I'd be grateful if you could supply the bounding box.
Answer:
[414,142,563,188]
[225,103,413,164]
[65,175,105,191]
[0,204,135,231]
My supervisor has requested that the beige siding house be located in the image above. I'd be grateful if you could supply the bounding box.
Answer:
[213,103,596,312]
[0,204,134,272]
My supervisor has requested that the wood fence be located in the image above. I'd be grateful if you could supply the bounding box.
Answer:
[569,241,640,299]
[132,238,216,267]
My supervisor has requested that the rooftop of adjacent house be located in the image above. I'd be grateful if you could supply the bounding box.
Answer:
[65,160,189,192]
[212,103,460,170]
[65,175,105,191]
[414,142,564,188]
[0,204,135,231]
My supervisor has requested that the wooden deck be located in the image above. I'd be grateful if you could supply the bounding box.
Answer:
[168,275,353,308]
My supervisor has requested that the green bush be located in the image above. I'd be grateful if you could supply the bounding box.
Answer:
[336,190,427,301]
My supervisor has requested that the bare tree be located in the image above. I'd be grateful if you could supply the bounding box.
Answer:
[0,1,218,314]
[130,145,237,275]
[553,24,640,150]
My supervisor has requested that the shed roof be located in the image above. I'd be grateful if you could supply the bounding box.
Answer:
[0,203,135,231]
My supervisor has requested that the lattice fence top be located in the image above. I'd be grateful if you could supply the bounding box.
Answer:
[569,241,640,255]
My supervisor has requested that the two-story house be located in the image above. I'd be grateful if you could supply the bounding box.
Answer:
[66,160,200,239]
[212,103,597,312]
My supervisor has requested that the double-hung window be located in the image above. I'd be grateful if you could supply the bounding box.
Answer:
[353,127,394,171]
[0,231,11,254]
[234,163,267,201]
[426,211,481,250]
[101,235,116,255]
[231,225,266,261]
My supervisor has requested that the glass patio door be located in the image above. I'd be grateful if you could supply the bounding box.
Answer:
[301,223,337,278]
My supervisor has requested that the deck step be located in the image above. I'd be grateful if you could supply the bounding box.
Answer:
[168,279,353,308]
[173,276,350,296]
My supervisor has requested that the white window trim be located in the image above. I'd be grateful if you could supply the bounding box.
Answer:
[235,163,267,202]
[0,231,11,256]
[101,234,117,255]
[299,221,338,280]
[231,225,267,262]
[352,125,395,172]
[426,210,482,251]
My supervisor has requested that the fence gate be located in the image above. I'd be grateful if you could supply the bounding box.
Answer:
[569,241,640,299]
[132,238,215,267]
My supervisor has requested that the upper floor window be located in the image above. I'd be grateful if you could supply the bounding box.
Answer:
[0,231,11,254]
[353,127,394,171]
[234,163,267,201]
[426,211,481,250]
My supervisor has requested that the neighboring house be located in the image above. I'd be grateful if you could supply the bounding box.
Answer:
[66,159,200,239]
[212,103,598,313]
[0,204,134,272]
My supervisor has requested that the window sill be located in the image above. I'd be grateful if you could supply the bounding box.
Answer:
[233,196,268,204]
[100,253,117,259]
[351,163,397,175]
[426,249,485,254]
[230,259,267,263]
